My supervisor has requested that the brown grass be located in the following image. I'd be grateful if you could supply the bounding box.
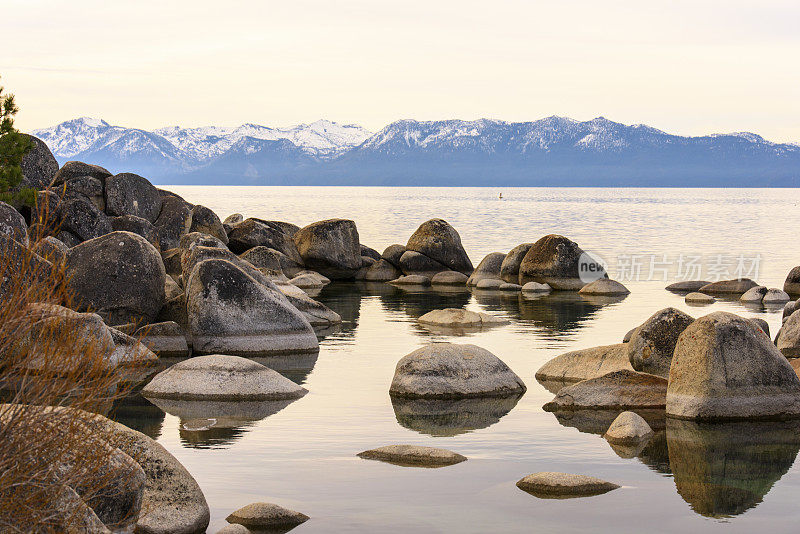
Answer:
[0,197,140,532]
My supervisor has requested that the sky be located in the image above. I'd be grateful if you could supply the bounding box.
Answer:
[3,0,799,142]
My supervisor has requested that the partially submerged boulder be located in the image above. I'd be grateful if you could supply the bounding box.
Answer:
[65,232,166,325]
[579,279,629,296]
[516,472,619,498]
[740,286,768,302]
[685,292,714,305]
[667,311,800,420]
[763,288,790,304]
[699,278,759,295]
[364,259,402,281]
[388,274,431,286]
[293,219,361,279]
[604,411,654,445]
[518,234,605,290]
[521,281,552,294]
[535,344,633,384]
[226,502,309,531]
[500,243,533,283]
[405,219,473,275]
[389,343,526,399]
[417,308,508,329]
[430,270,469,285]
[542,370,667,411]
[666,280,711,293]
[466,252,505,287]
[142,355,307,400]
[357,445,467,467]
[186,259,318,355]
[135,321,189,358]
[627,307,694,378]
[475,278,504,290]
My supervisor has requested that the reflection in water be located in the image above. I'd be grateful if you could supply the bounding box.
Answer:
[391,394,523,437]
[146,397,303,449]
[666,418,800,518]
[378,286,471,321]
[548,408,666,437]
[110,393,166,440]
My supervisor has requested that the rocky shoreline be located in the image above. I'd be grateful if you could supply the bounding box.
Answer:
[7,138,800,532]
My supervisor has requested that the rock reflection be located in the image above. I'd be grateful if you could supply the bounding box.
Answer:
[391,394,523,437]
[549,408,666,437]
[378,285,471,320]
[666,418,800,518]
[110,393,166,440]
[146,397,302,449]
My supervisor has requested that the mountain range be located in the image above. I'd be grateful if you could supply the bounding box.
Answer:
[31,116,800,186]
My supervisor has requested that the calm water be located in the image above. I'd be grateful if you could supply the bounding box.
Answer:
[117,187,800,533]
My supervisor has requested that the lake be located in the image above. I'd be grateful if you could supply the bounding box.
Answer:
[116,187,800,533]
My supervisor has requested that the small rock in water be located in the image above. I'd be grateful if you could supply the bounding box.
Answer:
[290,271,329,289]
[499,282,522,291]
[535,344,633,386]
[226,502,309,530]
[516,472,620,498]
[431,271,469,285]
[604,411,654,445]
[740,286,768,303]
[763,288,790,304]
[521,281,552,293]
[475,278,504,290]
[418,308,508,328]
[579,279,630,296]
[357,445,467,467]
[388,274,431,286]
[685,292,714,305]
[216,523,250,534]
[666,280,712,292]
[699,278,759,295]
[466,252,505,286]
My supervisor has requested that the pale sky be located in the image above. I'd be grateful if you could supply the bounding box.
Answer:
[3,0,799,142]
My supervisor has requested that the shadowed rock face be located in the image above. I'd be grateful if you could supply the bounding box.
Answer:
[627,307,694,378]
[20,135,59,189]
[548,408,666,437]
[518,234,605,290]
[500,243,534,283]
[105,172,163,223]
[405,218,473,275]
[466,252,505,286]
[398,250,449,278]
[784,266,800,296]
[535,343,633,389]
[391,394,523,437]
[293,218,362,279]
[667,418,800,518]
[228,218,301,261]
[542,370,667,412]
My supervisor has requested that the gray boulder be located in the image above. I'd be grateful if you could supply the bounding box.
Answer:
[685,292,714,305]
[604,411,654,445]
[0,201,29,246]
[185,205,228,244]
[59,197,112,242]
[388,274,431,286]
[239,246,285,274]
[740,286,768,302]
[360,244,381,261]
[627,307,695,378]
[65,231,166,325]
[227,219,302,262]
[186,259,318,355]
[20,135,58,189]
[398,249,449,278]
[293,219,361,279]
[357,445,466,467]
[784,266,800,296]
[699,278,760,295]
[518,234,604,290]
[31,235,68,265]
[764,288,790,304]
[105,173,162,223]
[579,278,630,295]
[111,215,159,250]
[405,219,473,275]
[153,195,193,250]
[466,252,505,286]
[535,344,633,385]
[142,354,307,400]
[666,280,712,292]
[59,175,105,211]
[430,270,468,285]
[521,281,552,294]
[381,244,407,268]
[542,370,668,411]
[418,308,508,328]
[776,310,800,358]
[784,299,800,319]
[475,278,504,290]
[667,311,800,420]
[500,243,533,283]
[53,161,112,184]
[135,321,189,358]
[389,343,526,399]
[364,258,402,281]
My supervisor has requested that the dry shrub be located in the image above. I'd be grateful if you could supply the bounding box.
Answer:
[0,198,141,532]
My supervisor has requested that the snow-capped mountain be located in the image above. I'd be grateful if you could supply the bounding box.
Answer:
[30,116,800,186]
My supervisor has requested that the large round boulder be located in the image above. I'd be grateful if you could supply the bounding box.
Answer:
[381,244,407,268]
[398,250,448,278]
[0,201,29,246]
[389,343,526,399]
[20,135,59,189]
[58,175,105,211]
[186,259,318,355]
[776,310,800,358]
[184,205,228,245]
[53,161,112,185]
[104,173,162,223]
[500,243,533,283]
[784,266,800,296]
[364,258,402,281]
[65,231,166,325]
[111,215,159,250]
[59,197,113,242]
[293,219,361,279]
[154,195,193,250]
[142,355,307,400]
[405,219,473,275]
[667,311,800,420]
[518,234,605,290]
[466,252,505,286]
[627,307,695,378]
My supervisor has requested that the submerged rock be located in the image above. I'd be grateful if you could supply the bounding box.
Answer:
[627,307,694,378]
[516,472,619,498]
[417,308,508,328]
[226,502,309,531]
[685,292,714,305]
[604,411,654,445]
[289,271,330,289]
[389,343,525,399]
[521,281,552,294]
[667,311,800,420]
[357,445,467,467]
[388,274,431,286]
[143,355,307,401]
[430,270,469,285]
[666,280,711,292]
[475,278,504,290]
